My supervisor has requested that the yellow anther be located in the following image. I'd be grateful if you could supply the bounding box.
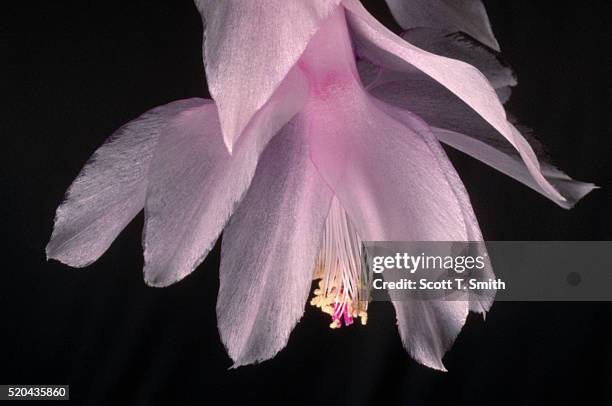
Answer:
[359,311,368,325]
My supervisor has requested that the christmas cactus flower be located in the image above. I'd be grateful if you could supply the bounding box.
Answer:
[47,0,594,370]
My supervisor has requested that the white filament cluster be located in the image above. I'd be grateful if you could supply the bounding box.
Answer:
[311,197,369,328]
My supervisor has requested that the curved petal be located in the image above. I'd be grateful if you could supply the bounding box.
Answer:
[195,0,340,151]
[343,0,565,203]
[217,117,333,367]
[46,98,207,267]
[305,84,469,370]
[401,28,516,90]
[143,67,309,287]
[384,0,500,51]
[379,103,495,314]
[359,56,512,105]
[433,127,598,209]
[366,72,594,208]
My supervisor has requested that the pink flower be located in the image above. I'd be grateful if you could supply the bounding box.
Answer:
[47,0,594,370]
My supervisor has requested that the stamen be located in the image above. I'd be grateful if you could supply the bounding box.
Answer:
[311,197,369,329]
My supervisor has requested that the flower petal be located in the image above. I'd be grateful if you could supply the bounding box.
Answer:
[306,85,469,370]
[433,127,598,209]
[46,98,207,267]
[217,117,333,367]
[366,72,595,208]
[384,0,500,51]
[143,67,309,287]
[194,0,340,151]
[307,89,468,242]
[379,103,495,314]
[343,0,565,202]
[401,28,516,90]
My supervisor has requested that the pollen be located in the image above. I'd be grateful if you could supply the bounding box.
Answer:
[311,280,368,328]
[310,197,370,329]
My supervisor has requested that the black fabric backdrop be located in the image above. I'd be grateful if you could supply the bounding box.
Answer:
[2,1,611,405]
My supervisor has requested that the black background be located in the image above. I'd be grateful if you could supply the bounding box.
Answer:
[2,1,611,405]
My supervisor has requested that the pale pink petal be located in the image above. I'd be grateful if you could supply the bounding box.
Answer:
[343,0,565,202]
[401,28,516,90]
[217,117,333,367]
[359,55,512,105]
[306,84,469,370]
[358,28,514,98]
[194,0,340,151]
[367,72,594,208]
[143,67,309,287]
[384,0,500,51]
[46,98,207,267]
[392,300,467,371]
[380,102,495,314]
[434,127,598,209]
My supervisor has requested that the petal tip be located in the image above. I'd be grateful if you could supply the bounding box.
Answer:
[46,232,93,268]
[226,353,271,370]
[143,276,170,288]
[421,357,448,372]
[228,361,246,370]
[142,258,196,288]
[558,182,599,210]
[219,125,236,155]
[142,268,180,288]
[45,243,92,269]
[224,139,234,156]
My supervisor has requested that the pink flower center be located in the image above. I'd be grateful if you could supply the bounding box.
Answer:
[297,7,362,100]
